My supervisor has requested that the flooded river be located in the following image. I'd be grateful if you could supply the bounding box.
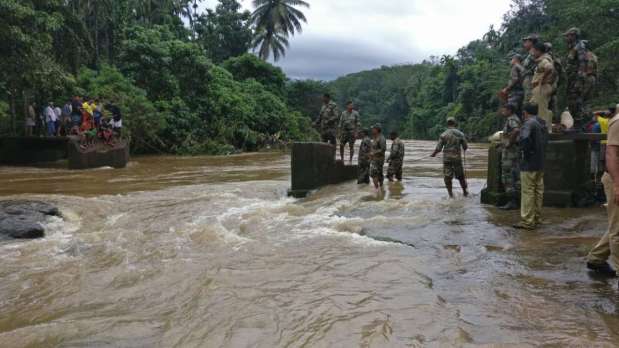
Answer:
[0,140,618,347]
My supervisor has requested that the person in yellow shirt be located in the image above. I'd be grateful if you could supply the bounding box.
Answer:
[598,110,611,173]
[82,97,95,115]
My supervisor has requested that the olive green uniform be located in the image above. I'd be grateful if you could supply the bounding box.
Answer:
[370,134,387,184]
[339,110,359,146]
[566,40,597,129]
[316,101,339,145]
[436,128,468,180]
[358,136,372,184]
[501,115,522,196]
[506,63,525,115]
[387,138,405,181]
[522,54,537,102]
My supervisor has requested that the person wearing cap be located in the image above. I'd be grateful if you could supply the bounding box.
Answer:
[521,34,540,101]
[514,103,548,230]
[499,104,522,210]
[369,124,387,189]
[564,27,598,130]
[431,117,469,198]
[530,41,555,132]
[587,103,619,280]
[357,129,372,185]
[315,94,339,146]
[501,54,525,116]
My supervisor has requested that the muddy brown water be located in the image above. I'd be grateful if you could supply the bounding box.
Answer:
[0,140,617,347]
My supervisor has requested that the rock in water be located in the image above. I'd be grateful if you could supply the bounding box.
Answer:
[0,201,61,239]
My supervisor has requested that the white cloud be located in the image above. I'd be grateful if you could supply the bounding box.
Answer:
[201,0,512,79]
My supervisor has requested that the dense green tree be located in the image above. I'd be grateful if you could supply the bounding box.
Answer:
[250,0,309,61]
[195,0,252,63]
[222,54,287,96]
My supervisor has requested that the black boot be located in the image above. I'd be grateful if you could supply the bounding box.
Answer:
[586,262,617,277]
[499,199,519,210]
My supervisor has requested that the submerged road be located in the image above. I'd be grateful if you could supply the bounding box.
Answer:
[0,140,617,347]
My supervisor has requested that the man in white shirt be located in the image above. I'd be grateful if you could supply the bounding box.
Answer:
[45,102,57,136]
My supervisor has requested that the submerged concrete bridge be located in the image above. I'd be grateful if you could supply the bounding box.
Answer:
[481,133,605,208]
[288,142,358,198]
[0,136,129,170]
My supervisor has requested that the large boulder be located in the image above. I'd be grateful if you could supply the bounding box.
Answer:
[0,201,61,239]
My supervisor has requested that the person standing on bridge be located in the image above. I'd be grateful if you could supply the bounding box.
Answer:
[521,34,540,103]
[339,101,360,163]
[357,129,372,185]
[530,41,555,133]
[387,131,405,182]
[369,124,387,189]
[315,94,339,147]
[587,104,619,278]
[501,54,525,117]
[499,104,522,210]
[514,103,548,230]
[431,117,469,198]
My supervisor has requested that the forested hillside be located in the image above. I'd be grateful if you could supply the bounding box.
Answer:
[0,0,317,154]
[330,0,619,141]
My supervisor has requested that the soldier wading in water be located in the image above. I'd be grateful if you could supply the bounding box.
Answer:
[432,117,469,198]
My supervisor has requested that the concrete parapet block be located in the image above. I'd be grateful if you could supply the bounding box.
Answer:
[288,142,358,198]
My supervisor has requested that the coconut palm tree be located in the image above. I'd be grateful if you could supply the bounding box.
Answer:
[250,0,309,61]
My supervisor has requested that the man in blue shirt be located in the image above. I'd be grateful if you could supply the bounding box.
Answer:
[514,103,548,230]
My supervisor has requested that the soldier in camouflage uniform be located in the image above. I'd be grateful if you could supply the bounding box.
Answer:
[564,27,598,131]
[357,129,372,184]
[339,101,360,163]
[501,54,525,116]
[431,117,469,198]
[544,42,562,120]
[521,34,540,102]
[369,124,387,189]
[499,104,522,210]
[387,131,405,182]
[315,94,339,146]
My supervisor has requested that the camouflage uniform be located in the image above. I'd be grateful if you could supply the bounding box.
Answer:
[317,101,339,145]
[522,53,537,102]
[339,110,359,146]
[506,62,525,115]
[370,134,387,184]
[357,135,372,184]
[501,115,522,196]
[435,128,468,180]
[545,43,562,119]
[566,38,597,129]
[387,138,405,181]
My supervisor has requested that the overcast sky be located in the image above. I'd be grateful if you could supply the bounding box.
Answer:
[202,0,513,80]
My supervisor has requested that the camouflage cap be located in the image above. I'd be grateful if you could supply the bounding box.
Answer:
[563,27,581,36]
[446,117,457,124]
[371,123,382,130]
[522,33,540,42]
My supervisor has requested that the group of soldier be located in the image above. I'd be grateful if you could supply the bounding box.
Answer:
[498,27,599,211]
[315,93,468,197]
[314,94,405,190]
[501,28,598,132]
